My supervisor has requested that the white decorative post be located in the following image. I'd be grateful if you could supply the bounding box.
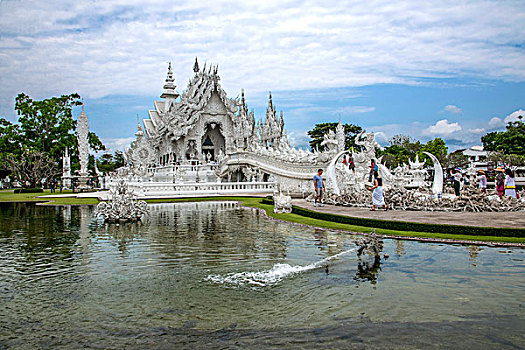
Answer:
[77,104,90,190]
[62,148,72,189]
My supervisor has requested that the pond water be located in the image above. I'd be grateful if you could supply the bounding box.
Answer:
[0,202,524,349]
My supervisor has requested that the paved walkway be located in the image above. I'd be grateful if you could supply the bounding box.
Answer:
[293,199,525,229]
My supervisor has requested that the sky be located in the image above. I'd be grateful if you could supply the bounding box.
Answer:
[0,0,524,152]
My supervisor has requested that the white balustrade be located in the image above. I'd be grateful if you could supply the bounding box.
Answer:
[109,180,276,198]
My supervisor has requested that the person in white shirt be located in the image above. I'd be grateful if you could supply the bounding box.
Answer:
[477,170,487,193]
[504,168,517,199]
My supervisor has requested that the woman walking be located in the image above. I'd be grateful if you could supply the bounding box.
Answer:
[368,170,387,211]
[495,167,505,198]
[504,168,517,199]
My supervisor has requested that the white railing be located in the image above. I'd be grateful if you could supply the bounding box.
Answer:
[111,181,276,198]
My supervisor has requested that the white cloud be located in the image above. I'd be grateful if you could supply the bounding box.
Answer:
[423,119,462,136]
[444,104,462,114]
[503,109,525,123]
[488,117,504,128]
[1,0,525,115]
[373,131,389,146]
[101,137,134,152]
[287,130,311,149]
[335,106,376,114]
[468,128,485,134]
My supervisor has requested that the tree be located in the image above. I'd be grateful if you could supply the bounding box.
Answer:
[15,93,81,161]
[378,135,448,168]
[96,151,126,174]
[481,119,525,155]
[307,122,362,151]
[0,118,22,167]
[377,134,421,167]
[486,152,525,167]
[14,93,105,164]
[4,93,106,187]
[446,152,469,169]
[421,138,448,165]
[7,149,59,188]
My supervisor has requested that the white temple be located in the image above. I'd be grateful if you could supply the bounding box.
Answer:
[116,59,443,199]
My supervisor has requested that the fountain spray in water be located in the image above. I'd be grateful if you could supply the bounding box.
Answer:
[206,248,357,287]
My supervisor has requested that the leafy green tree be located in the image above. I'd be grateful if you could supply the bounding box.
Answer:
[2,93,106,187]
[378,135,448,168]
[14,93,105,162]
[15,93,81,161]
[307,122,362,151]
[0,118,22,167]
[96,151,126,174]
[481,119,525,155]
[377,134,421,167]
[421,137,448,165]
[446,152,469,168]
[487,152,525,166]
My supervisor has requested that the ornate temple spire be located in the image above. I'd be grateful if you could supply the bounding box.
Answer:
[135,114,144,137]
[160,62,179,100]
[336,119,345,152]
[193,57,199,74]
[279,111,284,132]
[267,92,274,112]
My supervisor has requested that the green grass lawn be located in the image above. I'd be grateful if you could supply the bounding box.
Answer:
[1,191,523,244]
[0,189,99,205]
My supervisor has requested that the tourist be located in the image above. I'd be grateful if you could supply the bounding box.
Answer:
[50,179,56,193]
[342,155,348,166]
[348,155,355,173]
[504,168,517,199]
[477,170,487,193]
[368,159,378,182]
[367,170,387,211]
[313,169,325,207]
[495,167,505,198]
[453,168,462,196]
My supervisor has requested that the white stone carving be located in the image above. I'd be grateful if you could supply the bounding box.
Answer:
[77,106,89,175]
[273,192,292,213]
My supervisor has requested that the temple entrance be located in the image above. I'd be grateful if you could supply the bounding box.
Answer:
[202,123,225,162]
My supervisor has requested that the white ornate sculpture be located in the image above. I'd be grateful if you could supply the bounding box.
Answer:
[423,151,443,196]
[95,180,149,223]
[273,192,292,213]
[126,120,156,176]
[77,105,89,175]
[62,148,71,188]
[76,105,91,190]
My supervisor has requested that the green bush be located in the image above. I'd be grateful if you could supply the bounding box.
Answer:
[14,188,44,194]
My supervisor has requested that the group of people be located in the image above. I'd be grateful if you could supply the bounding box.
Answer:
[313,158,387,211]
[313,157,520,211]
[452,167,518,199]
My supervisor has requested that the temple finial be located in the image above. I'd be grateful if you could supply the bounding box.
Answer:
[161,62,179,100]
[193,57,199,73]
[81,98,84,112]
